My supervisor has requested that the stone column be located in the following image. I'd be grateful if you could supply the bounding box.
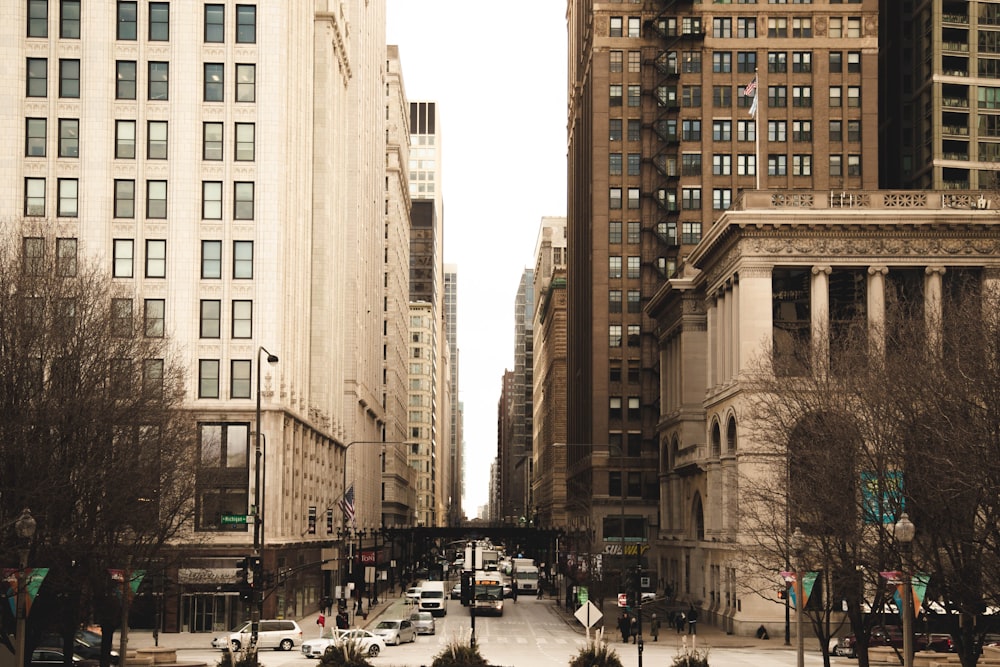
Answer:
[867,266,888,360]
[925,266,946,356]
[737,266,774,370]
[811,266,832,376]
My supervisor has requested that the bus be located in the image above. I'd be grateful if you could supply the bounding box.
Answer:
[472,571,504,616]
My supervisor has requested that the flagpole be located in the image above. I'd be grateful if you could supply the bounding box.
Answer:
[754,69,760,191]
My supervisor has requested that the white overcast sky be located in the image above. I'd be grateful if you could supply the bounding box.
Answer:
[386,1,568,516]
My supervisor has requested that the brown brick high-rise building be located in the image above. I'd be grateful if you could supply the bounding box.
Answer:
[565,0,880,591]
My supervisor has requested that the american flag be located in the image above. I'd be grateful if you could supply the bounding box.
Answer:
[340,484,356,526]
[743,76,757,98]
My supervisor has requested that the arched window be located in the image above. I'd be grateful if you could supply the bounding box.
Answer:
[692,492,705,540]
[726,415,738,453]
[710,420,722,457]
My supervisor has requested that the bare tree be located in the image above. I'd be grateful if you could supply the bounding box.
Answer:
[0,224,198,665]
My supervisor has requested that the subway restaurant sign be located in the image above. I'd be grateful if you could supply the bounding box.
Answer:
[602,543,650,556]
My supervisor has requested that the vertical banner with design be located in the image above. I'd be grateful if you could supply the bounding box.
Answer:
[882,570,928,617]
[780,571,818,609]
[3,568,50,617]
[108,569,146,601]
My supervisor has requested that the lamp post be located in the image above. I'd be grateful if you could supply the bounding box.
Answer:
[14,508,36,667]
[895,513,916,667]
[791,527,805,667]
[119,531,135,667]
[252,346,278,650]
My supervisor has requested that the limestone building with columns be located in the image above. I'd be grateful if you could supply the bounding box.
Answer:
[645,189,1000,636]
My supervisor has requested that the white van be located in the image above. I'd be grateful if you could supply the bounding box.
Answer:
[211,619,303,651]
[418,581,447,616]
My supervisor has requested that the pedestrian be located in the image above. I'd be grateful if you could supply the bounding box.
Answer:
[336,612,348,630]
[511,583,518,602]
[618,612,630,643]
[687,604,698,635]
[650,613,660,642]
[536,585,543,599]
[675,610,686,634]
[316,613,325,636]
[630,614,638,643]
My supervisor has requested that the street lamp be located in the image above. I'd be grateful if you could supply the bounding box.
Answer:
[14,508,36,667]
[791,526,805,667]
[119,527,136,667]
[252,346,278,650]
[895,513,916,667]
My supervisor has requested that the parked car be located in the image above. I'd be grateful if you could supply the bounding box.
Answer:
[300,630,344,659]
[405,584,423,603]
[211,619,303,651]
[30,648,88,667]
[39,631,117,663]
[409,610,436,635]
[372,619,416,645]
[834,627,953,657]
[450,583,462,600]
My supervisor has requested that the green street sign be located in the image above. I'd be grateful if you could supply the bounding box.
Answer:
[221,514,248,525]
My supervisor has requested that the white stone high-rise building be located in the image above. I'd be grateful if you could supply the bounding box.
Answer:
[0,0,409,630]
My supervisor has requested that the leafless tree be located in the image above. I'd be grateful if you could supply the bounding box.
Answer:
[0,223,198,665]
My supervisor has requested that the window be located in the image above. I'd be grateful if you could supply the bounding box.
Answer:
[737,153,756,175]
[829,120,843,142]
[610,16,623,37]
[737,17,756,38]
[713,85,732,107]
[713,51,732,74]
[61,0,81,38]
[195,422,251,530]
[627,221,640,244]
[792,17,811,37]
[627,85,641,107]
[27,58,47,97]
[627,290,641,313]
[232,300,252,338]
[233,241,253,278]
[236,4,255,42]
[204,63,224,102]
[117,1,137,40]
[768,85,787,108]
[113,239,133,277]
[627,188,640,210]
[143,299,166,338]
[713,188,732,210]
[628,51,640,73]
[25,178,45,216]
[609,221,622,244]
[202,181,222,219]
[143,359,163,398]
[847,51,861,73]
[610,50,623,72]
[146,181,167,219]
[829,17,842,38]
[610,325,622,348]
[114,180,135,218]
[236,64,255,102]
[111,298,133,337]
[116,61,136,99]
[116,120,136,158]
[682,51,701,73]
[145,240,166,278]
[713,154,732,175]
[682,187,701,210]
[829,52,843,73]
[713,120,732,141]
[737,51,756,73]
[201,240,222,278]
[199,360,220,398]
[847,120,861,142]
[28,0,47,37]
[610,84,623,106]
[682,153,702,175]
[681,221,702,244]
[26,118,46,157]
[610,119,622,141]
[230,360,251,398]
[609,153,622,176]
[792,154,812,176]
[768,154,787,175]
[147,121,167,159]
[148,62,169,100]
[830,154,842,176]
[234,181,254,219]
[847,86,860,107]
[829,86,842,107]
[56,238,77,276]
[792,52,812,72]
[627,153,640,176]
[713,17,732,38]
[768,120,787,142]
[768,51,787,73]
[203,123,223,162]
[57,178,77,217]
[22,238,44,275]
[609,187,622,210]
[149,2,169,40]
[609,256,622,279]
[768,17,787,37]
[205,4,224,42]
[56,118,79,158]
[847,17,861,38]
[609,290,623,313]
[792,86,812,107]
[682,119,701,141]
[627,120,641,141]
[737,119,755,141]
[200,300,221,338]
[792,120,812,141]
[847,154,861,176]
[627,16,640,37]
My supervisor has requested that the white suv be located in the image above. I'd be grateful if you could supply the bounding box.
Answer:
[211,620,303,651]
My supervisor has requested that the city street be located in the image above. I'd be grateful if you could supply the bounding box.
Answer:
[127,593,859,667]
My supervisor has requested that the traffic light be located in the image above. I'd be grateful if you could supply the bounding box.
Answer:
[249,556,262,586]
[777,588,788,600]
[236,558,249,584]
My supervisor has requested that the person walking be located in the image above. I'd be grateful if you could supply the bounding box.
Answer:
[629,614,638,643]
[618,612,630,643]
[675,610,686,634]
[687,604,698,635]
[650,613,660,642]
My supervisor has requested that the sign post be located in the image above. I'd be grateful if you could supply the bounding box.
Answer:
[575,600,604,640]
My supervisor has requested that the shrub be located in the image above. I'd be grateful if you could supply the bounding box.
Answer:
[670,647,710,667]
[318,641,373,667]
[430,635,489,667]
[568,636,623,667]
[217,647,259,667]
